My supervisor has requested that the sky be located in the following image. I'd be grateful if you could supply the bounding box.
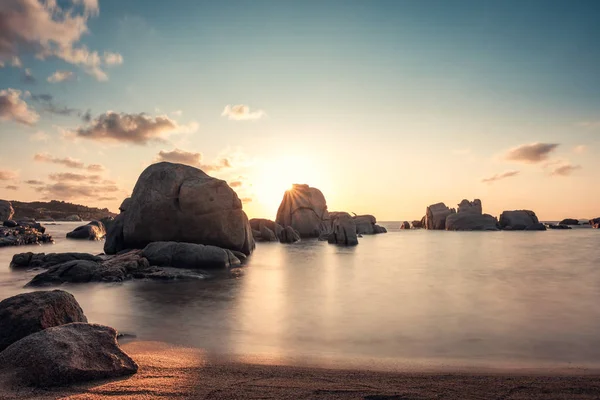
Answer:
[1,0,600,221]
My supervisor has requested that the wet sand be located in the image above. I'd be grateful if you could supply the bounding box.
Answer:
[2,341,600,399]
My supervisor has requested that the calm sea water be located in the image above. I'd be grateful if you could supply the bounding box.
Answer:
[1,222,600,371]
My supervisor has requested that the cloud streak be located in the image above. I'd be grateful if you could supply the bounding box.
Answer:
[33,153,105,171]
[481,170,520,184]
[504,143,559,164]
[222,104,265,121]
[0,169,18,181]
[0,88,39,125]
[47,70,76,83]
[154,149,232,172]
[550,163,582,176]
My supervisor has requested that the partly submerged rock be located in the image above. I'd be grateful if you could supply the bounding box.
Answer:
[10,252,102,269]
[279,225,301,243]
[546,224,572,230]
[327,212,358,246]
[559,218,579,226]
[276,184,329,237]
[249,218,284,241]
[353,214,387,235]
[2,220,17,228]
[0,290,87,352]
[499,210,540,230]
[446,213,499,231]
[142,241,241,269]
[524,222,547,231]
[0,223,53,248]
[411,219,424,229]
[400,221,411,229]
[104,162,254,256]
[425,202,456,230]
[0,323,137,387]
[66,221,106,240]
[589,217,600,229]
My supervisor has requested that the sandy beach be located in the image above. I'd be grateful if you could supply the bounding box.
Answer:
[1,341,600,399]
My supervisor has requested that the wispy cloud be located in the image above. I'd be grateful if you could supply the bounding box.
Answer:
[550,162,582,176]
[481,170,520,184]
[33,153,105,171]
[22,68,36,84]
[154,148,232,172]
[0,169,18,181]
[504,142,559,163]
[71,112,198,145]
[5,185,18,190]
[573,145,587,154]
[221,104,265,121]
[25,180,44,185]
[0,88,39,125]
[47,70,76,83]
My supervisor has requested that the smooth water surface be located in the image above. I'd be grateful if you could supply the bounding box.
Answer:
[1,222,600,370]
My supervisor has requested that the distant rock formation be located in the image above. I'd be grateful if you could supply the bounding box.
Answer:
[353,214,387,234]
[425,202,456,230]
[559,218,579,225]
[275,184,329,238]
[499,210,540,231]
[590,217,600,229]
[445,199,498,231]
[66,221,106,240]
[10,200,116,222]
[546,224,571,230]
[103,162,255,256]
[327,212,358,246]
[400,221,411,229]
[249,218,284,242]
[65,215,82,221]
[410,219,424,229]
[0,200,14,221]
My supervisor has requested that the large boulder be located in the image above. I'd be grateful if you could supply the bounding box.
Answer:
[142,241,241,269]
[499,210,540,230]
[327,212,358,246]
[425,202,456,230]
[445,199,498,231]
[249,218,283,242]
[276,184,329,237]
[0,200,14,221]
[446,213,499,231]
[0,323,138,387]
[559,218,579,226]
[66,220,106,240]
[0,290,87,352]
[104,162,254,255]
[10,252,102,269]
[589,217,600,229]
[400,221,411,230]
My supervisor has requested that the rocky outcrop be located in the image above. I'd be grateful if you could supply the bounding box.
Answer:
[559,218,579,226]
[445,199,498,231]
[11,252,102,269]
[276,184,329,237]
[589,218,600,229]
[65,214,82,221]
[104,162,254,256]
[546,224,571,230]
[499,210,540,231]
[66,220,106,240]
[3,220,17,227]
[411,219,423,229]
[0,323,137,387]
[279,226,301,243]
[353,214,386,234]
[249,218,283,242]
[0,200,14,221]
[327,212,358,246]
[425,203,456,230]
[400,221,410,229]
[524,222,547,231]
[0,290,87,352]
[142,241,241,269]
[0,222,53,247]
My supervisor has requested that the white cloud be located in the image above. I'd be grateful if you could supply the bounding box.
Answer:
[0,0,122,80]
[221,104,265,121]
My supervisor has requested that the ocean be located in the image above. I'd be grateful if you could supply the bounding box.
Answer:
[1,222,600,371]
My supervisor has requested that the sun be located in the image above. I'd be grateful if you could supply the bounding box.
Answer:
[250,155,326,217]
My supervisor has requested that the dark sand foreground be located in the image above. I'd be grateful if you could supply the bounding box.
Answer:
[2,341,600,399]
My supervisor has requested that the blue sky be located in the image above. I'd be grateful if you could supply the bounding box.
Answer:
[1,0,599,220]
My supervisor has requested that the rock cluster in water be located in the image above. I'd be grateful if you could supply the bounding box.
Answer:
[0,290,137,387]
[0,219,53,247]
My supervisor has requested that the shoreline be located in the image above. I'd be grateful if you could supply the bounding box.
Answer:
[3,341,600,399]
